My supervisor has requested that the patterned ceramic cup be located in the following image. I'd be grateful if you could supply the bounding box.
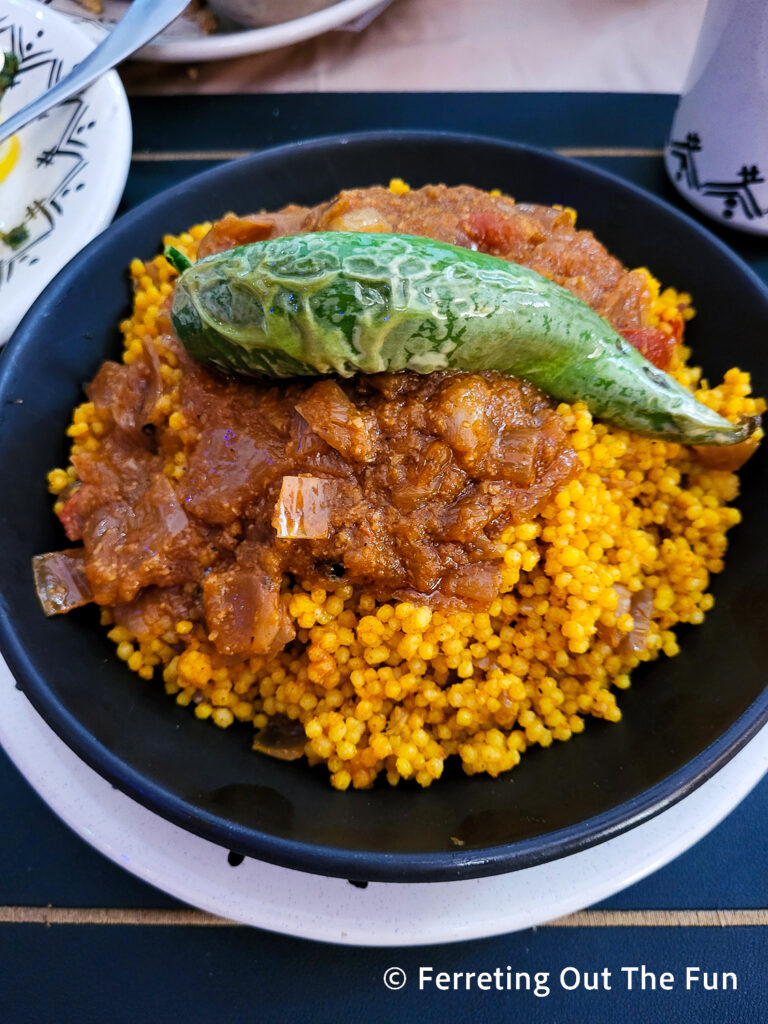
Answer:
[665,0,768,235]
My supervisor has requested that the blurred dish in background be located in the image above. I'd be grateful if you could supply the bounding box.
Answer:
[207,0,337,29]
[0,0,130,343]
[50,0,394,62]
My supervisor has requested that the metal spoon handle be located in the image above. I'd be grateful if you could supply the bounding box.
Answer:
[0,0,189,145]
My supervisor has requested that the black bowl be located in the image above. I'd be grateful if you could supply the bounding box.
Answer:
[1,132,766,883]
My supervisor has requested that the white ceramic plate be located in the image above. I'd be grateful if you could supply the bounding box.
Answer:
[49,0,392,62]
[1,648,765,946]
[0,0,131,343]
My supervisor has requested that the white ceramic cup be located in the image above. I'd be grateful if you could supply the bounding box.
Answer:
[665,0,768,235]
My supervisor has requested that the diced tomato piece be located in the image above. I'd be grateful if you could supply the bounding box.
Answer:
[57,489,85,541]
[620,327,676,371]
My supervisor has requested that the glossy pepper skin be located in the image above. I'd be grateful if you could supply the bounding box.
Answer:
[168,232,757,445]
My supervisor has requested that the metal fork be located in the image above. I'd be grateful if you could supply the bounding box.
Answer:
[0,0,190,145]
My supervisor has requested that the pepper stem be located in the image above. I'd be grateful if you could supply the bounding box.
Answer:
[164,245,193,274]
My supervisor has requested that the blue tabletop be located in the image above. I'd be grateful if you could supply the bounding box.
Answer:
[0,93,766,1024]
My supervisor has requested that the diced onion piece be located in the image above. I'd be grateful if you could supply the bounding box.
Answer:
[203,564,295,658]
[613,583,632,619]
[252,714,307,761]
[151,474,189,539]
[597,583,632,648]
[623,588,654,654]
[272,476,334,540]
[327,206,392,233]
[295,381,375,463]
[443,561,501,604]
[32,549,93,616]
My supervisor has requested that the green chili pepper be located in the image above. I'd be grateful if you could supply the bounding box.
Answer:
[167,232,758,446]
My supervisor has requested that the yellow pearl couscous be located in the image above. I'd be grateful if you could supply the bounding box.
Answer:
[49,211,764,792]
